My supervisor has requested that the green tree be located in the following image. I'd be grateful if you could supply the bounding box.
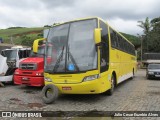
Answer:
[20,35,33,46]
[138,17,152,53]
[20,34,42,46]
[150,17,160,32]
[138,17,160,53]
[148,17,160,52]
[138,17,151,35]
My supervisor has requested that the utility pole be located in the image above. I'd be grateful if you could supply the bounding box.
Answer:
[141,36,143,62]
[137,34,143,63]
[10,35,14,45]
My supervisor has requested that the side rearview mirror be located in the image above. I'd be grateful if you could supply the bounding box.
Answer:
[94,28,101,44]
[33,38,46,53]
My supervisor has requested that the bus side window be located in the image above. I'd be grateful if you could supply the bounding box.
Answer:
[99,20,109,73]
[110,28,118,48]
[118,36,124,51]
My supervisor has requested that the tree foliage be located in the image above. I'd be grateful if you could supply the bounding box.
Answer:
[138,17,160,53]
[20,34,41,46]
[148,17,160,52]
[138,17,151,35]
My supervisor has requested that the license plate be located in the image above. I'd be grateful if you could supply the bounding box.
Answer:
[22,77,29,80]
[62,87,72,90]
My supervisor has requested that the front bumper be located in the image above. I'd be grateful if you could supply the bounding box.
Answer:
[45,77,111,94]
[148,74,160,78]
[0,75,13,82]
[147,71,160,78]
[14,75,44,86]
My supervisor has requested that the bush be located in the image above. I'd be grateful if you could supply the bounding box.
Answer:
[20,34,41,47]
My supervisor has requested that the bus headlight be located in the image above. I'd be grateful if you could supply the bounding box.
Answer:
[83,74,99,82]
[44,77,52,82]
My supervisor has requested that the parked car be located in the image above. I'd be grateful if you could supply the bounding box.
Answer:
[146,63,160,79]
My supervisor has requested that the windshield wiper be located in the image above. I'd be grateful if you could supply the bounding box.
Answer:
[53,46,65,72]
[67,46,80,72]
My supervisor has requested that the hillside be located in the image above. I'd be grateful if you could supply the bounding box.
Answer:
[0,27,140,48]
[0,27,43,44]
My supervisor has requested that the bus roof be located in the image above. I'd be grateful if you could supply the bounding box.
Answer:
[98,18,134,47]
[52,17,99,26]
[51,17,134,47]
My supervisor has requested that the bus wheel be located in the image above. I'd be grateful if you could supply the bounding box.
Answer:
[107,74,115,95]
[42,84,59,104]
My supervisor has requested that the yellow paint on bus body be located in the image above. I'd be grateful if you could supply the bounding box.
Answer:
[34,17,136,94]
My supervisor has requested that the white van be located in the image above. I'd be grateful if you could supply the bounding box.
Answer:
[0,47,31,83]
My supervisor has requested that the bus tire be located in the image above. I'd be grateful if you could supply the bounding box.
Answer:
[107,74,115,96]
[42,84,59,104]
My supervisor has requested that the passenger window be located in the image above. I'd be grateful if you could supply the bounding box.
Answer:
[110,29,118,48]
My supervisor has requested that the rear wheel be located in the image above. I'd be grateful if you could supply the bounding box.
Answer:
[107,74,115,95]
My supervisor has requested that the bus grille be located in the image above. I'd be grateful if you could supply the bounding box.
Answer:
[20,63,37,70]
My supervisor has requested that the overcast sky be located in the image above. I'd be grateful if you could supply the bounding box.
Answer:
[0,0,159,35]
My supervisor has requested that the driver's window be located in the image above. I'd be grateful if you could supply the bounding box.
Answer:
[100,20,109,73]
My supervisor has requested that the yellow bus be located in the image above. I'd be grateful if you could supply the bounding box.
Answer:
[33,17,136,104]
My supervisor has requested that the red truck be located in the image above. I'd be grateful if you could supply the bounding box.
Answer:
[14,44,45,87]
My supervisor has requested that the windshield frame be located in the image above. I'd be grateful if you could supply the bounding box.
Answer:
[44,18,98,74]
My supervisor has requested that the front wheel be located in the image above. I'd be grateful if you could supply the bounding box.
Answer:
[42,84,59,104]
[107,74,115,95]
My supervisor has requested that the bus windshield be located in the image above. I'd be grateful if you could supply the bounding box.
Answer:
[45,19,97,73]
[1,49,17,61]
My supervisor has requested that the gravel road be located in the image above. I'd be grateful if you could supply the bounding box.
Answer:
[0,69,160,120]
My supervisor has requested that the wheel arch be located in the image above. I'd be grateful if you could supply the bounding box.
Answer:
[112,71,117,86]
